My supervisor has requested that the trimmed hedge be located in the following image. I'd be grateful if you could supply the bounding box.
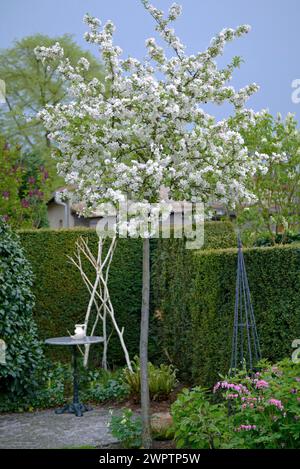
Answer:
[154,243,300,385]
[152,221,236,379]
[19,228,144,366]
[18,221,234,368]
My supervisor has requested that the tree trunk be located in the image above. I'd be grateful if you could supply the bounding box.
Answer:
[140,237,152,448]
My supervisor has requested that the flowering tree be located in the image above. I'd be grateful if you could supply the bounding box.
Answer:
[35,1,266,447]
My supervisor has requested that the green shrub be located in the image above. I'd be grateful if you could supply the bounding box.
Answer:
[171,359,300,449]
[122,356,177,401]
[0,218,43,397]
[154,242,300,385]
[109,408,142,448]
[81,368,129,403]
[0,362,129,412]
[214,358,300,448]
[171,387,228,449]
[0,361,71,412]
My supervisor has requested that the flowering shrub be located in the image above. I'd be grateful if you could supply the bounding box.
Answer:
[217,359,300,449]
[171,359,300,449]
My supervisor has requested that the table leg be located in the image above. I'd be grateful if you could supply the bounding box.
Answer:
[55,345,92,417]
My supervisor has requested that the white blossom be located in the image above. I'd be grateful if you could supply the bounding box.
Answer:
[35,1,266,227]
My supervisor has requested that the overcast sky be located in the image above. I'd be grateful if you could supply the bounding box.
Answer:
[1,0,300,122]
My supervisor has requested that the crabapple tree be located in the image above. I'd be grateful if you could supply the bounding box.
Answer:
[35,0,267,447]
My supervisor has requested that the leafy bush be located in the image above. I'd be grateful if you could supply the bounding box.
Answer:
[253,230,300,247]
[0,218,43,397]
[122,356,177,401]
[214,358,300,449]
[171,387,228,449]
[0,361,71,412]
[109,408,142,448]
[81,368,129,403]
[0,362,129,412]
[171,359,300,449]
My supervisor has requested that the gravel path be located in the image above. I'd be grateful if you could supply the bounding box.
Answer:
[0,406,117,449]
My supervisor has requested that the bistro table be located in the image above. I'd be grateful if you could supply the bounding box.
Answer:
[45,336,104,417]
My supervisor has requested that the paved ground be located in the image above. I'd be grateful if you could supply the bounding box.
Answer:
[0,406,118,449]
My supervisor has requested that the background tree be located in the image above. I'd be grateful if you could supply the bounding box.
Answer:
[0,218,43,398]
[235,113,300,245]
[0,136,50,228]
[0,34,104,189]
[35,1,266,447]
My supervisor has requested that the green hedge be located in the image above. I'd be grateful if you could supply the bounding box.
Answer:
[19,228,144,366]
[18,221,234,368]
[154,243,300,386]
[152,221,236,379]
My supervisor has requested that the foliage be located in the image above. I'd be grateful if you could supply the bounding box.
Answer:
[109,408,142,449]
[0,138,50,228]
[236,113,300,245]
[154,242,300,384]
[122,356,177,401]
[0,361,70,412]
[254,230,300,247]
[171,359,300,449]
[171,387,228,449]
[0,219,44,397]
[81,368,129,403]
[0,362,129,413]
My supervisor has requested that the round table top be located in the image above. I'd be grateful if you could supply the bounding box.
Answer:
[45,336,104,346]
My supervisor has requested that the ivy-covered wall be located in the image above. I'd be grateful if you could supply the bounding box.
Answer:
[154,243,300,385]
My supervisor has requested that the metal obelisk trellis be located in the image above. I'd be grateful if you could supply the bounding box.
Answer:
[230,235,261,375]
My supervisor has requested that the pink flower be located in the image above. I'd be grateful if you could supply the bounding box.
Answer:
[235,425,257,432]
[213,381,249,395]
[268,399,284,411]
[2,191,10,199]
[28,176,36,185]
[241,397,257,402]
[255,380,269,389]
[21,199,30,208]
